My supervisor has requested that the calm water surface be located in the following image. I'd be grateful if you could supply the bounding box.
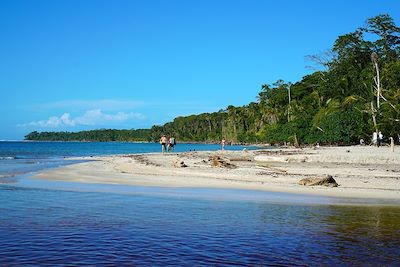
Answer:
[1,183,399,266]
[1,142,399,265]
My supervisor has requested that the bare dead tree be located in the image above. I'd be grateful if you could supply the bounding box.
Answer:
[370,52,399,130]
[371,52,381,109]
[305,50,335,72]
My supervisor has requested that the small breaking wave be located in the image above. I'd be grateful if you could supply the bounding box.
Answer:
[0,156,16,160]
[0,173,15,178]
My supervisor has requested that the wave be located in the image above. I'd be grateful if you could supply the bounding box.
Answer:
[0,174,14,178]
[0,156,16,160]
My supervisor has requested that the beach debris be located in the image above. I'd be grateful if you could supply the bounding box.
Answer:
[287,156,308,163]
[256,165,287,174]
[131,155,161,167]
[229,157,253,162]
[254,149,307,156]
[210,155,237,169]
[298,175,338,187]
[174,160,188,168]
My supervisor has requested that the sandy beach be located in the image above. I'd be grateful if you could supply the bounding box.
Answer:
[32,146,400,200]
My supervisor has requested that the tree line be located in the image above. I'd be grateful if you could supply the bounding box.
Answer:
[25,14,400,145]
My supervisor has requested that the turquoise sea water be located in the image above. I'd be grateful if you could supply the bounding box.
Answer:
[1,141,400,265]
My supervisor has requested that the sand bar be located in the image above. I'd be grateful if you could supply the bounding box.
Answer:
[32,146,400,200]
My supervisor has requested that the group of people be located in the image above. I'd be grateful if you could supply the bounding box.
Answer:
[372,131,384,147]
[370,131,398,151]
[160,136,228,152]
[160,135,176,153]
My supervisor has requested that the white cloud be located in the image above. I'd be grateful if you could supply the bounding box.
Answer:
[19,109,145,128]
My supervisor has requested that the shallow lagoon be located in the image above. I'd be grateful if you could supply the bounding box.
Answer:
[1,177,399,266]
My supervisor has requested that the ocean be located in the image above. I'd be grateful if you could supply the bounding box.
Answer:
[0,141,399,266]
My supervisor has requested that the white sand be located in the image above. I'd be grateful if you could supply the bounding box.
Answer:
[33,146,400,200]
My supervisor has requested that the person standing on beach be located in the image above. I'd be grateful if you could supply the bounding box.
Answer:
[221,139,226,150]
[372,131,378,146]
[378,131,383,147]
[160,135,167,153]
[168,136,176,152]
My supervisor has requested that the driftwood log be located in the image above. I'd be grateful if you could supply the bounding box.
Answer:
[298,175,339,187]
[210,156,237,169]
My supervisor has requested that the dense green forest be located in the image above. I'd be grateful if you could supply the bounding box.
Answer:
[26,14,400,145]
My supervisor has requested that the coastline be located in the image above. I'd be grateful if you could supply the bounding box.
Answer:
[31,146,400,201]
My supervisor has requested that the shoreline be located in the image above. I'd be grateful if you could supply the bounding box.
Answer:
[15,174,400,207]
[30,146,400,201]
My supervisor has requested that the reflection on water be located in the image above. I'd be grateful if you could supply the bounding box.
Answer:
[0,183,399,266]
[256,203,400,265]
[322,206,400,263]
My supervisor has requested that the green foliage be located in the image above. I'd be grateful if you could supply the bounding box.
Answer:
[308,108,368,144]
[25,14,400,146]
[25,129,153,142]
[261,118,310,145]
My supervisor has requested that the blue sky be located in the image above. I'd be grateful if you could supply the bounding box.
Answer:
[1,0,399,140]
